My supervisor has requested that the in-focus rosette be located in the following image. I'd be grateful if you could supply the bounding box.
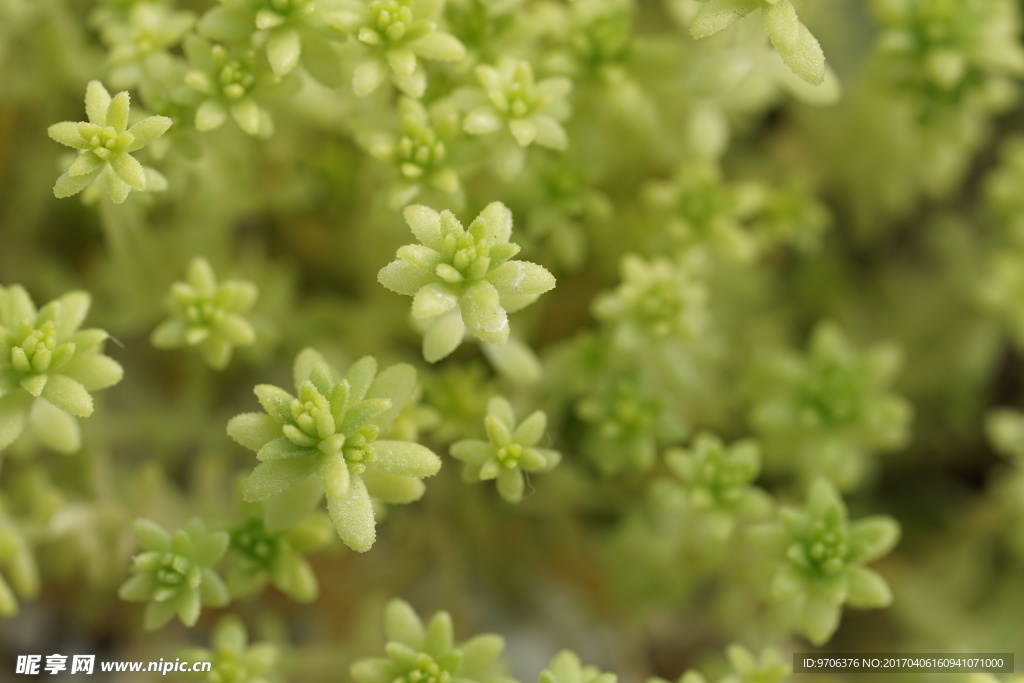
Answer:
[378,201,555,362]
[227,348,441,552]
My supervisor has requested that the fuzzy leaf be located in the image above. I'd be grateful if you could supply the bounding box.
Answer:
[0,392,31,451]
[410,32,465,61]
[227,412,281,451]
[127,116,173,151]
[85,81,111,125]
[268,27,302,77]
[28,398,80,453]
[423,309,465,362]
[776,21,825,86]
[845,566,892,608]
[690,0,760,39]
[365,363,417,429]
[254,384,296,425]
[353,55,387,96]
[40,375,92,417]
[368,440,441,478]
[112,153,147,190]
[412,282,459,319]
[327,475,376,551]
[243,458,316,502]
[385,598,425,648]
[460,281,509,344]
[48,122,87,149]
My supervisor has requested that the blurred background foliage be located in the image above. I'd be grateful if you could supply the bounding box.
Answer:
[2,0,1024,680]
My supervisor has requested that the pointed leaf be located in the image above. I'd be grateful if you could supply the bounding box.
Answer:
[385,598,425,648]
[512,411,546,446]
[327,475,376,551]
[366,362,417,429]
[460,281,509,344]
[378,259,435,296]
[776,21,825,86]
[196,99,228,131]
[763,0,800,53]
[268,27,302,77]
[54,169,100,198]
[423,309,465,362]
[463,107,503,135]
[106,91,131,131]
[41,375,92,417]
[48,122,87,149]
[344,356,378,401]
[0,393,31,451]
[361,471,426,504]
[353,55,387,96]
[105,168,132,203]
[367,441,441,477]
[85,81,112,125]
[112,153,147,190]
[404,204,444,250]
[29,397,81,453]
[227,412,282,451]
[845,566,892,608]
[532,116,568,151]
[690,0,760,39]
[412,282,459,320]
[318,453,351,501]
[254,384,296,424]
[410,32,465,61]
[496,466,524,502]
[469,201,513,244]
[192,531,229,567]
[133,518,172,552]
[243,458,316,502]
[127,116,173,151]
[487,261,555,296]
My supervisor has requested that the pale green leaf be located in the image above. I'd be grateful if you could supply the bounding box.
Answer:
[28,397,81,453]
[85,80,111,125]
[243,458,316,502]
[367,440,441,477]
[227,412,281,451]
[40,374,92,417]
[361,470,426,504]
[412,282,459,319]
[353,55,387,96]
[127,116,173,151]
[423,309,465,361]
[268,27,302,77]
[327,475,376,551]
[385,598,425,648]
[690,0,760,40]
[111,153,147,190]
[845,566,892,608]
[460,281,509,344]
[410,32,465,61]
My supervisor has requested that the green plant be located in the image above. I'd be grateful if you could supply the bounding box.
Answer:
[48,81,171,203]
[7,1,1024,681]
[351,599,508,683]
[449,395,560,503]
[227,348,441,551]
[118,518,230,630]
[0,286,123,454]
[754,479,899,645]
[151,257,259,370]
[377,202,556,361]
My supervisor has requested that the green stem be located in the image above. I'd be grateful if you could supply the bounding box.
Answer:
[97,196,162,317]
